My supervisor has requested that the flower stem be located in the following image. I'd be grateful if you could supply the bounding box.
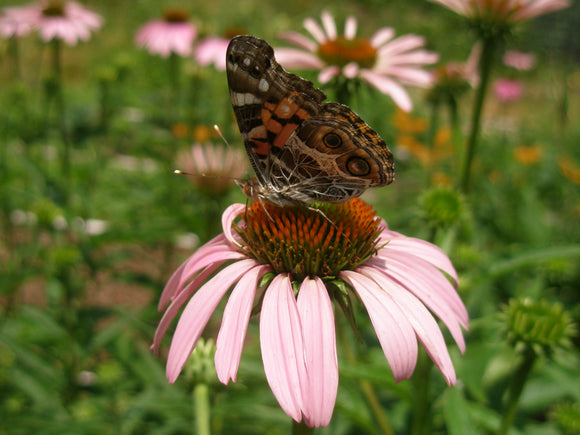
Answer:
[292,420,314,435]
[336,320,394,435]
[193,383,211,435]
[411,350,433,435]
[50,38,71,206]
[458,36,497,193]
[168,52,182,125]
[498,348,537,435]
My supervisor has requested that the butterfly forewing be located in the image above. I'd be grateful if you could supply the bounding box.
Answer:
[226,35,394,207]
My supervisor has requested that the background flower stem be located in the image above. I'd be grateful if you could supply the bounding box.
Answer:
[193,383,210,435]
[498,347,537,435]
[411,350,433,435]
[458,36,498,193]
[336,319,394,435]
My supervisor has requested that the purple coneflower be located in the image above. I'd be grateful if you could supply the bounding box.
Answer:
[274,11,438,112]
[493,77,524,102]
[503,50,536,71]
[135,9,197,58]
[1,0,102,45]
[194,36,231,70]
[152,199,468,427]
[429,0,570,26]
[175,142,248,194]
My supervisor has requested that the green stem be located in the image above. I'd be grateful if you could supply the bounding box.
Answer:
[498,348,537,435]
[8,36,21,80]
[410,351,433,435]
[50,38,71,206]
[427,101,440,149]
[193,383,211,435]
[168,52,181,126]
[458,36,498,193]
[336,320,394,435]
[292,420,314,435]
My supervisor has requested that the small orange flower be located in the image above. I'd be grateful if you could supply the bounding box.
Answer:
[558,157,580,184]
[432,172,453,186]
[171,123,190,139]
[392,108,428,134]
[513,145,543,165]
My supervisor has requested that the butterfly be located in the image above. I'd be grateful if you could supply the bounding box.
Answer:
[226,35,394,207]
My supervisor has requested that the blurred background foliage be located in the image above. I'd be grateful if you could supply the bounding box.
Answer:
[1,0,579,434]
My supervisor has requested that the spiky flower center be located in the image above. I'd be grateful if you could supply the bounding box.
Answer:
[42,0,65,16]
[236,199,382,281]
[317,37,377,69]
[163,9,189,23]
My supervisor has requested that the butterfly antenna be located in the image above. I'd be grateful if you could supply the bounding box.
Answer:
[213,124,232,149]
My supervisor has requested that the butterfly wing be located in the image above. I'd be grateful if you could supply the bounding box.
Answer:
[226,35,325,186]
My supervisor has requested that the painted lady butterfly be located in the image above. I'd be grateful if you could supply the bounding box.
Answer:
[226,35,394,207]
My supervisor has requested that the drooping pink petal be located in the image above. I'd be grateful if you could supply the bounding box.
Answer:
[367,254,468,349]
[343,62,359,79]
[215,264,272,384]
[318,66,340,84]
[260,274,309,423]
[297,277,338,428]
[370,27,396,48]
[359,70,413,112]
[378,235,459,286]
[166,259,259,382]
[359,265,458,385]
[152,262,223,353]
[340,270,418,382]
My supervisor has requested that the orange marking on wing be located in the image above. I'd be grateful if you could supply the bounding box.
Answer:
[253,140,270,156]
[265,118,283,134]
[295,108,311,121]
[249,125,268,140]
[273,123,298,148]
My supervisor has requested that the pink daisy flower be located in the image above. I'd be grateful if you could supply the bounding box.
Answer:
[429,0,570,25]
[274,11,439,112]
[135,9,197,58]
[175,142,248,194]
[493,77,524,102]
[503,50,536,71]
[152,199,468,427]
[194,36,230,70]
[1,1,102,45]
[0,5,35,38]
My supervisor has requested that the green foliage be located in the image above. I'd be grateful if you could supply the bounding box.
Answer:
[0,1,579,434]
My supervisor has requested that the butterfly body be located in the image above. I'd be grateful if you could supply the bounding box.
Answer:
[226,35,394,207]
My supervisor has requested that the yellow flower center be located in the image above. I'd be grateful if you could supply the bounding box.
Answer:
[236,199,382,281]
[163,9,189,23]
[317,37,377,68]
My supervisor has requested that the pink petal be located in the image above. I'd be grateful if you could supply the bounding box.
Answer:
[378,235,459,286]
[318,66,340,84]
[222,203,246,245]
[279,31,318,52]
[359,70,413,112]
[367,254,468,347]
[320,11,337,40]
[344,16,357,39]
[166,259,259,382]
[370,27,395,48]
[275,48,325,69]
[359,265,457,385]
[260,274,309,423]
[297,277,338,427]
[343,62,359,79]
[340,270,418,382]
[215,264,272,384]
[152,262,223,353]
[303,17,326,44]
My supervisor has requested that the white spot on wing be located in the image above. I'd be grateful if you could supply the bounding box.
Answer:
[258,78,269,92]
[243,57,251,66]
